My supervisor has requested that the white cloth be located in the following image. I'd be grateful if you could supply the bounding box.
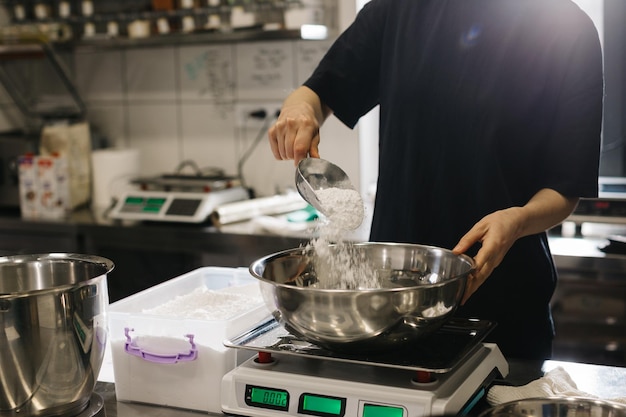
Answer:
[487,366,626,406]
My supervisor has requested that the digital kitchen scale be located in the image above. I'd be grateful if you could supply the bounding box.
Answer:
[568,176,626,224]
[109,187,249,223]
[108,161,249,223]
[221,317,509,417]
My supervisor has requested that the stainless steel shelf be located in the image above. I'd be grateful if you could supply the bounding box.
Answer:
[60,28,314,50]
[0,1,337,48]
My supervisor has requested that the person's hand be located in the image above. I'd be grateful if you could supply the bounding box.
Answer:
[452,207,526,304]
[268,101,322,166]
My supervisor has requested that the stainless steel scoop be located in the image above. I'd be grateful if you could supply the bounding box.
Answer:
[295,158,364,228]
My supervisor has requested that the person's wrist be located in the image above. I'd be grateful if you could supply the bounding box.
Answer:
[507,206,528,239]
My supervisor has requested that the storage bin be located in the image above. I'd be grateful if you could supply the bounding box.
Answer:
[108,266,268,413]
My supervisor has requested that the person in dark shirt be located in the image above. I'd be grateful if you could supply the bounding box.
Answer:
[268,0,603,359]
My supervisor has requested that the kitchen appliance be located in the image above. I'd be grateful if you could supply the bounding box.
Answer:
[0,253,113,417]
[561,176,626,248]
[221,316,509,417]
[108,161,249,223]
[567,176,626,225]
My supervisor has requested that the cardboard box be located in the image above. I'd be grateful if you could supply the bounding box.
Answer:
[36,155,70,219]
[108,267,268,413]
[17,154,38,218]
[17,154,71,219]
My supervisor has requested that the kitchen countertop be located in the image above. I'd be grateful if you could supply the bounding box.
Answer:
[3,207,625,416]
[0,206,622,259]
[93,359,626,417]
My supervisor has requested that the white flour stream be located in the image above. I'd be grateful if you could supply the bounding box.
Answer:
[315,187,364,231]
[306,186,380,290]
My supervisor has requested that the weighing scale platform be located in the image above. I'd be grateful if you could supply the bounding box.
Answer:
[225,317,498,373]
[221,318,509,417]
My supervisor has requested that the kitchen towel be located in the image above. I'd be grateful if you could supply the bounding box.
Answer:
[487,366,626,406]
[91,148,140,209]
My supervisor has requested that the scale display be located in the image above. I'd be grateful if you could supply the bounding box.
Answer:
[299,393,346,417]
[362,403,404,417]
[246,385,289,411]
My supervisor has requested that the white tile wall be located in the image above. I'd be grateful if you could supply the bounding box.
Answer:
[75,49,124,101]
[125,47,177,102]
[69,39,360,197]
[179,101,238,174]
[85,103,127,148]
[295,39,333,85]
[178,44,236,102]
[235,41,295,101]
[127,103,180,176]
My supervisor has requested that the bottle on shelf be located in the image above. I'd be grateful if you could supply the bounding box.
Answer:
[34,2,52,20]
[58,1,71,19]
[151,0,175,11]
[81,0,94,17]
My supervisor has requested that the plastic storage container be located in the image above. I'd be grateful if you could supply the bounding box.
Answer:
[108,267,268,413]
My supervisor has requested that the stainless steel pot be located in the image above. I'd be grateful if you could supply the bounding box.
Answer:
[0,253,113,417]
[479,397,626,417]
[250,242,473,351]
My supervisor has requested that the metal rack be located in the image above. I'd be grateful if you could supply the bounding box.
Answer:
[0,0,337,47]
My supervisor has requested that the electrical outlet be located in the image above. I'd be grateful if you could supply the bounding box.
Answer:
[235,102,282,128]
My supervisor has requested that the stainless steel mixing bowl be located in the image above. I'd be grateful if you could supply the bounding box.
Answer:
[249,242,474,351]
[0,253,114,417]
[479,397,626,417]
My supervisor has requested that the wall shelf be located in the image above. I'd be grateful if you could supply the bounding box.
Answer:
[0,1,336,49]
[62,28,315,50]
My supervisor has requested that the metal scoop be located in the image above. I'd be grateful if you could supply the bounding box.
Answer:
[295,158,364,229]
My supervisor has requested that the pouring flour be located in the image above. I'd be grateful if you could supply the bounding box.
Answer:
[314,187,365,231]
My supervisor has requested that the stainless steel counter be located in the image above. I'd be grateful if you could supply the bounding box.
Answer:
[94,359,626,417]
[549,236,626,273]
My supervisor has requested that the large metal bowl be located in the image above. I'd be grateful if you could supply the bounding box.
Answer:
[0,253,113,417]
[249,242,474,351]
[479,397,626,417]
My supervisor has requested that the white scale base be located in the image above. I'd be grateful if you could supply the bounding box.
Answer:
[221,343,509,417]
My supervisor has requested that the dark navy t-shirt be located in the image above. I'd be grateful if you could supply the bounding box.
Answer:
[305,0,603,359]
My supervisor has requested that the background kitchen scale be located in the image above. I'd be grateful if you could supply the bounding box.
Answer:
[108,161,249,223]
[221,317,509,417]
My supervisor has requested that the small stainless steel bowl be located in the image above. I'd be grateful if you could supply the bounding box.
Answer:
[479,397,626,417]
[249,242,474,351]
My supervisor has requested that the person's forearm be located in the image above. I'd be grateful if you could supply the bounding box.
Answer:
[511,188,579,239]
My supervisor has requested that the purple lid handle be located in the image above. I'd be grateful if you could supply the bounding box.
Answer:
[124,327,198,364]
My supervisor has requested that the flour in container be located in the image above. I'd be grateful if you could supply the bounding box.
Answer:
[142,285,263,320]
